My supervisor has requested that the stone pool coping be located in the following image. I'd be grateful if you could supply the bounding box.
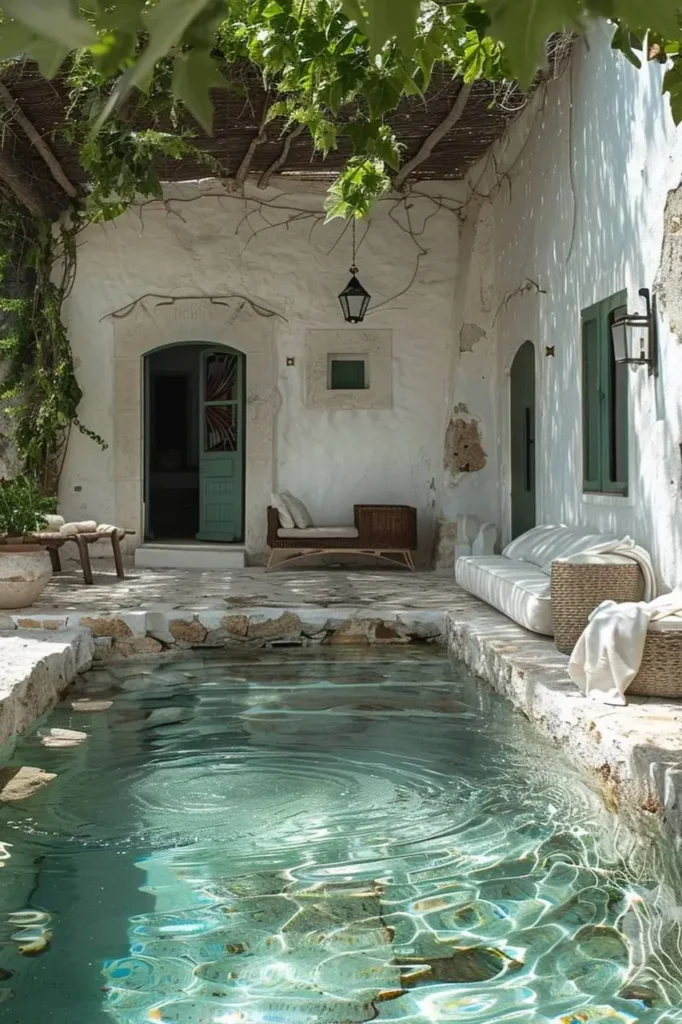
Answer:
[0,630,94,750]
[1,583,682,849]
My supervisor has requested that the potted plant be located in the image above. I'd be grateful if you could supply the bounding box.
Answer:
[0,477,56,609]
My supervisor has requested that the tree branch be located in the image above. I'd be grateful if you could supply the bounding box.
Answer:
[258,123,305,189]
[0,83,78,200]
[234,97,271,189]
[393,82,473,191]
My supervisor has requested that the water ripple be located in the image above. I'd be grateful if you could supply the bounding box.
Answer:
[0,651,681,1024]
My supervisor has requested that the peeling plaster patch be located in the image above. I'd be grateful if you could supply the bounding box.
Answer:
[444,414,487,476]
[459,322,486,352]
[656,181,682,335]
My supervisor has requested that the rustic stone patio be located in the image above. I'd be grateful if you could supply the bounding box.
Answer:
[23,561,463,612]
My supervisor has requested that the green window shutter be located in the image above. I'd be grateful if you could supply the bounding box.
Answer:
[330,359,366,390]
[581,291,629,496]
[582,313,601,492]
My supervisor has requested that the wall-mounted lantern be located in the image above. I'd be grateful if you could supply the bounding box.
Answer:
[338,218,371,324]
[611,287,657,375]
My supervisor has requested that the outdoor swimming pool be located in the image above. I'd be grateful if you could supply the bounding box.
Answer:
[0,649,681,1023]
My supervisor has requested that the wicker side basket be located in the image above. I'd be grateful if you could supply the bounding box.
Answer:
[627,626,682,698]
[551,561,645,656]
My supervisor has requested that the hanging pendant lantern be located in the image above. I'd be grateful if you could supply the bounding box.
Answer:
[338,219,371,323]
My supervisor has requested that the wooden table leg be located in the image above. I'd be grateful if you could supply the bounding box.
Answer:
[111,532,125,579]
[75,535,94,585]
[48,547,62,572]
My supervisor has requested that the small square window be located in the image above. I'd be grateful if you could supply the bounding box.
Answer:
[328,355,368,390]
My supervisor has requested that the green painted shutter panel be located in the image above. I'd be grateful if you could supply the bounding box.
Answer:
[582,315,601,492]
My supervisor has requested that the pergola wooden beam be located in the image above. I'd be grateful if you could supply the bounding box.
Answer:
[0,149,53,218]
[0,82,78,200]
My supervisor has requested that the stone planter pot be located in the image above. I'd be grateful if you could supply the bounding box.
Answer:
[0,544,52,609]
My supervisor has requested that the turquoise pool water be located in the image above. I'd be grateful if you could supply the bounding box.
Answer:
[0,650,681,1023]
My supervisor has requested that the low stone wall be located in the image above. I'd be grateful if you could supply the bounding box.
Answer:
[1,607,445,661]
[0,630,94,749]
[446,605,682,852]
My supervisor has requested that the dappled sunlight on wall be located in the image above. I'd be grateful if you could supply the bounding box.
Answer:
[485,22,682,587]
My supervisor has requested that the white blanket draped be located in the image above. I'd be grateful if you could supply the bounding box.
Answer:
[568,590,682,705]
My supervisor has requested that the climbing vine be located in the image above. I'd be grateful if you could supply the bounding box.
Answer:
[0,203,106,494]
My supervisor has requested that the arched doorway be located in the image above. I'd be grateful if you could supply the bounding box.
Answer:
[510,341,536,539]
[143,342,246,543]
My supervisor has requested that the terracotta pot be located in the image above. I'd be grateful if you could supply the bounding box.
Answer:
[0,545,52,609]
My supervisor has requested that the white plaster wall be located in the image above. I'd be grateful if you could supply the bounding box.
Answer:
[485,25,682,588]
[60,180,462,559]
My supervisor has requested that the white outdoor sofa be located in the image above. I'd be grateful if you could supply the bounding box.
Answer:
[455,524,623,636]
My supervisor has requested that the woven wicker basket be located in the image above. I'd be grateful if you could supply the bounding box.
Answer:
[551,561,645,656]
[627,626,682,698]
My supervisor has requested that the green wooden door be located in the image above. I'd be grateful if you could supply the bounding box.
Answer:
[510,341,536,540]
[196,349,244,543]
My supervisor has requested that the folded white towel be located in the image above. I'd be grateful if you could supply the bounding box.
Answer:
[59,520,97,536]
[568,589,682,705]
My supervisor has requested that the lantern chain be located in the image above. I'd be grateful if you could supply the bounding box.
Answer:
[350,217,358,275]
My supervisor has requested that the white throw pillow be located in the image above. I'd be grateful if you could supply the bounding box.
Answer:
[282,491,313,529]
[271,493,295,530]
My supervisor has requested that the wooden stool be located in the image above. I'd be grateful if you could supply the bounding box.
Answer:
[30,529,133,586]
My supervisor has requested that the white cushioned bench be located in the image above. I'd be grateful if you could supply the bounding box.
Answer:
[456,525,620,636]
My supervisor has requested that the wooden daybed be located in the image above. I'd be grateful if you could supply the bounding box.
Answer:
[266,504,417,571]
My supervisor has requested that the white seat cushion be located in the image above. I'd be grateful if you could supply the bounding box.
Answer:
[456,555,553,635]
[277,526,359,540]
[502,525,615,569]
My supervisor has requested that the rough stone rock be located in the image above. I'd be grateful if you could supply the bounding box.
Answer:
[575,925,628,964]
[71,699,113,713]
[0,615,16,631]
[374,623,408,642]
[38,727,87,749]
[145,707,192,729]
[130,636,164,655]
[169,619,208,645]
[0,766,56,802]
[222,614,249,636]
[619,984,662,1008]
[402,946,517,985]
[248,612,302,640]
[16,618,67,631]
[79,616,133,639]
[326,630,370,646]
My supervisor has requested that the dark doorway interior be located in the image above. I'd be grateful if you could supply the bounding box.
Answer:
[146,345,201,540]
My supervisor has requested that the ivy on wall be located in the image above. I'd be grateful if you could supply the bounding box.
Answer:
[0,204,106,494]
